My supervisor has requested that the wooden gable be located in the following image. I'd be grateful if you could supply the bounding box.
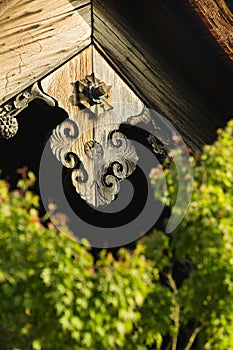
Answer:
[0,0,233,151]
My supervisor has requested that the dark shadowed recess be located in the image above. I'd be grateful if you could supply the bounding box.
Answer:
[0,100,67,187]
[225,0,233,13]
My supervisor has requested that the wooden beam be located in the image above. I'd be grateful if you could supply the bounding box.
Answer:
[188,0,233,60]
[93,0,233,151]
[0,0,91,105]
[93,2,207,151]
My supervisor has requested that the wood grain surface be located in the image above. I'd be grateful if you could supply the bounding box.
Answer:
[41,46,93,117]
[93,0,233,151]
[189,0,233,60]
[93,47,144,120]
[1,0,232,153]
[42,45,144,149]
[0,0,91,105]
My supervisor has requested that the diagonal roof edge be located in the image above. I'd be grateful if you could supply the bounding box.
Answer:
[0,0,92,105]
[92,0,233,150]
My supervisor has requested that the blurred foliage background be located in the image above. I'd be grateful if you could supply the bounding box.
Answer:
[0,120,232,350]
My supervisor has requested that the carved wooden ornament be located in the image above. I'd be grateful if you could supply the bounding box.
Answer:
[50,98,139,207]
[0,82,55,139]
[44,53,154,208]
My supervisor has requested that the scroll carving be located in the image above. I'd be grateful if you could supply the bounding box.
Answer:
[50,119,79,168]
[50,119,138,207]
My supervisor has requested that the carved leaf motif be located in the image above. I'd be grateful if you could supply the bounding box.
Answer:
[49,104,141,207]
[50,119,79,168]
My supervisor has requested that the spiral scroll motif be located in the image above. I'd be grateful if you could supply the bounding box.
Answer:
[50,119,79,169]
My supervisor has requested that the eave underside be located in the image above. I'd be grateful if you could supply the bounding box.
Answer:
[0,0,233,150]
[93,0,233,150]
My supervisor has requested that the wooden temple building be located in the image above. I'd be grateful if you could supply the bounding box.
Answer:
[0,0,232,211]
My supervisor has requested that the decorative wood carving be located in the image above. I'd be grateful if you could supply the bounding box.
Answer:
[1,45,171,207]
[44,46,174,207]
[0,82,55,139]
[50,117,138,207]
[127,105,151,126]
[42,46,144,207]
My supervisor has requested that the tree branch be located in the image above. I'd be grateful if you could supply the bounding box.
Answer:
[167,272,180,350]
[184,326,201,350]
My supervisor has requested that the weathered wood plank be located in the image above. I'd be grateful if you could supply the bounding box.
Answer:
[42,46,94,171]
[41,44,144,132]
[41,45,144,127]
[93,47,144,120]
[93,0,233,151]
[0,0,91,105]
[41,45,93,117]
[93,11,207,151]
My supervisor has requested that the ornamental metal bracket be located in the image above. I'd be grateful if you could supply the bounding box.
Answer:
[74,73,112,108]
[0,82,55,139]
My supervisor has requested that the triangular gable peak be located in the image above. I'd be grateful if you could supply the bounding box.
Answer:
[1,0,233,151]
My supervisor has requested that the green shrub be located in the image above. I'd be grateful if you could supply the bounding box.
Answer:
[146,120,233,349]
[1,120,232,350]
[0,174,169,350]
